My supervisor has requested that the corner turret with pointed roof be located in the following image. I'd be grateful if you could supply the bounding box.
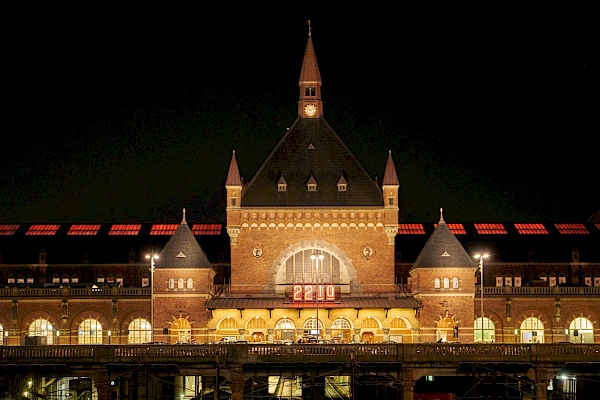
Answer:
[154,208,213,269]
[410,208,477,271]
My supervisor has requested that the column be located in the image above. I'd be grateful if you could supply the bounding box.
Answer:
[383,328,390,342]
[353,328,360,343]
[267,328,274,342]
[230,371,246,400]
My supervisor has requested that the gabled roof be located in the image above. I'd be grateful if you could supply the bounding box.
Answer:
[241,118,384,206]
[409,208,478,271]
[154,209,213,270]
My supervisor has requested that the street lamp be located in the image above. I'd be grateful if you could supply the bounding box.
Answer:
[145,254,159,342]
[474,252,489,343]
[311,250,324,340]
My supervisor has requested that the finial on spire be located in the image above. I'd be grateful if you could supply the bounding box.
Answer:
[308,20,311,36]
[439,207,445,223]
[182,208,187,224]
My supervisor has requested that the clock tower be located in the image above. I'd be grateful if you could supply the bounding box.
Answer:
[298,20,322,119]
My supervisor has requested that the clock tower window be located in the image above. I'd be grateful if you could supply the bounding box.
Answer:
[305,87,316,96]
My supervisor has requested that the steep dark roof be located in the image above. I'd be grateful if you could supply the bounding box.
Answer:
[241,118,384,206]
[409,209,478,271]
[154,211,213,270]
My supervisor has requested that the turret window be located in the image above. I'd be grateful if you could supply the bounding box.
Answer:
[308,184,316,192]
[388,198,395,206]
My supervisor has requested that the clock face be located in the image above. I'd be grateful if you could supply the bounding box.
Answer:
[304,104,317,117]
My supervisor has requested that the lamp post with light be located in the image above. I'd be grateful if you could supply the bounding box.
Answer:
[311,250,324,340]
[474,252,489,343]
[145,254,159,342]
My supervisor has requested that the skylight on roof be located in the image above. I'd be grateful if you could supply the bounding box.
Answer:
[474,223,507,234]
[397,224,426,234]
[26,225,60,236]
[67,224,101,236]
[192,224,222,235]
[555,223,589,234]
[109,224,142,235]
[150,224,179,235]
[515,223,548,234]
[434,223,466,234]
[0,224,19,235]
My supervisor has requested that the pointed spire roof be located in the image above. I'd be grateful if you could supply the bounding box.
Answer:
[382,150,399,185]
[299,20,321,85]
[154,209,213,270]
[226,150,242,186]
[409,208,478,271]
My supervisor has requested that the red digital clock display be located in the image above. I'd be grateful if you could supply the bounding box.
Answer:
[292,284,335,302]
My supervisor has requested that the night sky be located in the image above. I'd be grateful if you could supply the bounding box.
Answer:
[3,10,596,224]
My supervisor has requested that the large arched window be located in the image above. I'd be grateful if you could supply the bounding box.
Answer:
[29,318,55,345]
[331,318,352,343]
[303,318,323,340]
[474,317,495,343]
[78,318,103,344]
[568,317,594,343]
[171,317,191,344]
[127,318,151,344]
[520,317,544,343]
[275,318,295,342]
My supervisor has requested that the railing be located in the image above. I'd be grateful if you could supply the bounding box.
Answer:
[0,287,149,297]
[2,343,599,366]
[479,286,600,296]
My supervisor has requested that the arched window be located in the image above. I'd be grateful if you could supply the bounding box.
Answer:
[29,318,55,345]
[443,278,450,288]
[186,278,193,289]
[520,317,544,343]
[0,323,3,345]
[452,277,459,288]
[568,317,594,343]
[434,278,440,289]
[168,278,175,289]
[474,317,495,343]
[303,318,323,340]
[171,317,191,344]
[275,318,296,342]
[78,318,103,344]
[127,318,151,344]
[177,278,184,289]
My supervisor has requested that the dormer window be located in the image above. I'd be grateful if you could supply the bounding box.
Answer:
[337,175,347,191]
[278,175,287,192]
[307,174,317,192]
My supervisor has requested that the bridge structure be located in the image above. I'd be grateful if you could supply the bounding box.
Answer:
[1,343,599,399]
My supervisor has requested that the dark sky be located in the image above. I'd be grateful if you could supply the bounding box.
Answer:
[3,10,597,224]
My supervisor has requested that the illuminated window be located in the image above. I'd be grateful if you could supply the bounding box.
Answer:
[0,224,19,235]
[187,278,193,289]
[474,223,507,234]
[558,276,566,285]
[496,277,503,287]
[555,223,588,234]
[434,278,440,288]
[178,278,184,289]
[308,184,316,192]
[29,318,55,344]
[397,224,426,234]
[452,278,459,288]
[514,223,548,234]
[594,277,600,287]
[520,317,544,343]
[514,277,521,287]
[474,317,495,343]
[78,318,103,344]
[443,278,449,288]
[168,278,175,289]
[109,224,141,235]
[585,277,592,286]
[150,224,179,235]
[305,87,316,96]
[7,277,15,284]
[549,276,556,287]
[127,318,151,344]
[67,224,101,235]
[26,224,60,236]
[568,317,594,343]
[505,277,512,287]
[192,224,222,235]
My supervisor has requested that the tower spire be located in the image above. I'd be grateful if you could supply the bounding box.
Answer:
[298,21,322,119]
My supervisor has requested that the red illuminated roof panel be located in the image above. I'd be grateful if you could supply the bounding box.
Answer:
[0,224,19,235]
[26,225,60,236]
[192,224,222,235]
[514,223,548,234]
[150,224,179,235]
[397,224,426,234]
[108,224,142,235]
[474,223,508,234]
[67,224,101,236]
[434,223,466,234]
[555,223,588,234]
